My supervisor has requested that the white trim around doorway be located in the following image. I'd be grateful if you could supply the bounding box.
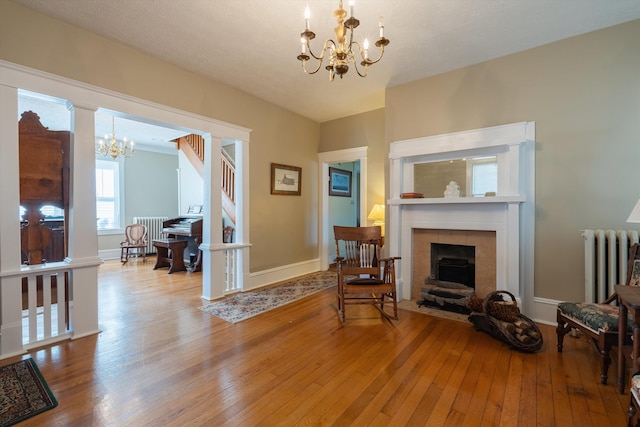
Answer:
[318,147,368,271]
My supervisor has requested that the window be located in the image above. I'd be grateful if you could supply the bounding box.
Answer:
[96,159,122,230]
[468,157,497,197]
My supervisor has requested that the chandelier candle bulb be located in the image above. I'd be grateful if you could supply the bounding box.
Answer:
[349,0,354,17]
[379,17,384,38]
[364,39,369,59]
[305,6,310,30]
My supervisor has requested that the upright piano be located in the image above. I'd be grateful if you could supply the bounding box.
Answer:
[162,216,203,272]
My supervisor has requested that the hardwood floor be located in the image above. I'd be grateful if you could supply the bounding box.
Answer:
[6,259,631,426]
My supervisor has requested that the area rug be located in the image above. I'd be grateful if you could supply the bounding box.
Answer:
[199,270,338,323]
[0,358,58,427]
[397,299,469,323]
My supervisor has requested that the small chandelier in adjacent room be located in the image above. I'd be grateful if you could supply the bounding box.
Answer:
[297,0,389,81]
[96,116,134,159]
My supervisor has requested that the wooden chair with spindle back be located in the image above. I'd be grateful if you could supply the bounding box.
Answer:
[333,225,400,322]
[223,226,234,243]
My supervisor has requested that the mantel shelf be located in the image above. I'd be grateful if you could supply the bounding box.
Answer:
[388,196,526,206]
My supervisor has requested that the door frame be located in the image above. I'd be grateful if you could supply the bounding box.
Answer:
[318,147,368,270]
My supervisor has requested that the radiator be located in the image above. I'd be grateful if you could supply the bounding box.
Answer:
[583,229,640,302]
[133,216,169,254]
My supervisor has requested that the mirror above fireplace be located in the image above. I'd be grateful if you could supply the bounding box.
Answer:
[414,155,497,198]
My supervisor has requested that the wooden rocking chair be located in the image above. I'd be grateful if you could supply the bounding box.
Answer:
[120,223,148,263]
[333,225,400,322]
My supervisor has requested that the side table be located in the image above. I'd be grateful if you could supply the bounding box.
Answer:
[153,238,188,274]
[616,285,640,394]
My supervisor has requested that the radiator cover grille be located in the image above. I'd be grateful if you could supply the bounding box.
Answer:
[133,216,169,254]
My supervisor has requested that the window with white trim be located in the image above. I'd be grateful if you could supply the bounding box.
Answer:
[467,156,498,197]
[96,159,122,230]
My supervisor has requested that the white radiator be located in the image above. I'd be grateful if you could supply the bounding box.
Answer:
[583,229,640,302]
[133,216,169,254]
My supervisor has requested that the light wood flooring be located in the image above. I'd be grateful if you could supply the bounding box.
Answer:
[5,258,631,426]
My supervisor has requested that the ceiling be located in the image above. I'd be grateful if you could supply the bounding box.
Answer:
[11,0,640,144]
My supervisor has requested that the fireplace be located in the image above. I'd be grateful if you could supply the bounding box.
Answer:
[411,229,495,300]
[431,243,475,288]
[387,122,535,311]
[437,258,473,286]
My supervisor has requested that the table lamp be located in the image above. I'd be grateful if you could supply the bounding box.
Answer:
[628,198,640,223]
[368,204,385,236]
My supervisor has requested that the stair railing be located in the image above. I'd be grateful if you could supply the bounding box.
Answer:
[221,151,235,204]
[176,134,236,223]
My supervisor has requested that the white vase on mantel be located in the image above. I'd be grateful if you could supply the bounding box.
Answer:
[444,181,461,198]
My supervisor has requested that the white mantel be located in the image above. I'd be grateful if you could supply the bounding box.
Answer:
[387,122,536,314]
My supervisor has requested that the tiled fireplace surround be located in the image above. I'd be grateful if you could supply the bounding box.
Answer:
[411,229,496,300]
[388,122,536,312]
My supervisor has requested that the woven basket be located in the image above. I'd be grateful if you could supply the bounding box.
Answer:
[484,291,520,322]
[468,291,543,352]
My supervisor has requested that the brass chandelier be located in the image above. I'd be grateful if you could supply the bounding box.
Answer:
[96,116,134,160]
[297,0,389,81]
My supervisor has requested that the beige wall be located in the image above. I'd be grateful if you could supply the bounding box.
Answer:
[0,1,319,272]
[385,20,640,301]
[319,108,386,220]
[98,150,180,252]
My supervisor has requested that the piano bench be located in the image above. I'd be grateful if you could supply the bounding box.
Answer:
[152,239,188,274]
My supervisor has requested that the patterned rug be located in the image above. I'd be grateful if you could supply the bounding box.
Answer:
[0,358,57,427]
[199,270,337,323]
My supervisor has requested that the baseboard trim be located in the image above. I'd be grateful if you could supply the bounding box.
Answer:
[530,297,559,326]
[248,259,322,291]
[98,249,121,261]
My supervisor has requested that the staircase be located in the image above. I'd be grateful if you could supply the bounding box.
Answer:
[175,134,236,224]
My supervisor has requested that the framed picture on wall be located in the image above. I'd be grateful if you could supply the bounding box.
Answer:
[271,163,302,196]
[329,167,352,197]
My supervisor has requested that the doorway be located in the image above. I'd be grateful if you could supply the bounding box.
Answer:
[318,147,368,270]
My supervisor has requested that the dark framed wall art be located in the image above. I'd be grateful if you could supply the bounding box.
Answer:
[271,163,302,196]
[329,167,352,197]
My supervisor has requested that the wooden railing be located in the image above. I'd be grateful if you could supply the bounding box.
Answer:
[224,247,240,293]
[176,134,236,224]
[21,264,71,348]
[183,134,204,162]
[221,151,235,204]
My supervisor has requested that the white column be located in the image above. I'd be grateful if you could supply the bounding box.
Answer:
[506,202,522,302]
[236,138,250,290]
[67,103,101,339]
[388,158,406,299]
[0,84,26,357]
[319,161,330,270]
[200,134,225,300]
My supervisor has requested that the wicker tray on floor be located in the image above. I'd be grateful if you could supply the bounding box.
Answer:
[468,291,543,352]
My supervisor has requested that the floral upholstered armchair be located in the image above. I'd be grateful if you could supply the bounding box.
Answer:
[556,243,640,390]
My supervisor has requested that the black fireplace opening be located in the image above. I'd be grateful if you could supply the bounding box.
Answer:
[431,243,475,288]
